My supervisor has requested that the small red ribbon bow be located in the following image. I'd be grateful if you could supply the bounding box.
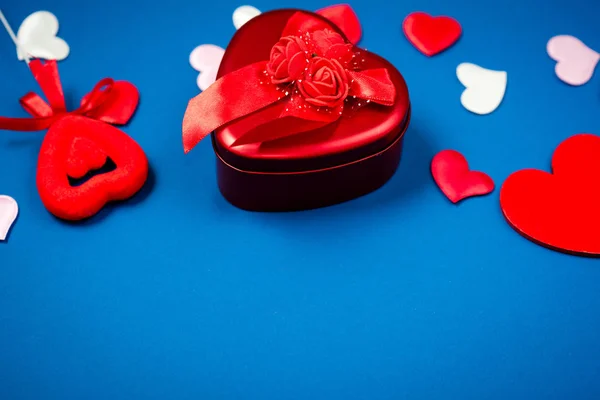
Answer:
[0,59,139,131]
[182,12,397,154]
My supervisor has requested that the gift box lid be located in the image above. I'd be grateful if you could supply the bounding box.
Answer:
[184,9,410,173]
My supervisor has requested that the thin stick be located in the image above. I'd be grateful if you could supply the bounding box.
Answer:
[0,9,30,64]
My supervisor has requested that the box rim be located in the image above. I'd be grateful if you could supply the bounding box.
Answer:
[211,105,411,175]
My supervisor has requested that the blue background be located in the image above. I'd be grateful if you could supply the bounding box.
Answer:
[1,0,599,398]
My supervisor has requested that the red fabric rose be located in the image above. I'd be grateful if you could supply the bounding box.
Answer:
[266,36,309,84]
[297,57,349,108]
[310,29,354,66]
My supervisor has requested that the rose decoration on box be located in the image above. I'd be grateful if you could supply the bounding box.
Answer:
[269,30,353,108]
[0,60,148,221]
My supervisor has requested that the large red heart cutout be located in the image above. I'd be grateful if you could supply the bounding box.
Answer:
[500,134,600,256]
[36,115,148,221]
[402,12,462,56]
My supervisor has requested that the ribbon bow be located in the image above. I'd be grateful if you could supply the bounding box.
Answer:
[182,11,397,154]
[0,59,139,132]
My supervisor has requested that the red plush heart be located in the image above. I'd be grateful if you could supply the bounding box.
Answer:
[80,81,139,125]
[431,150,494,203]
[402,12,462,56]
[36,115,148,221]
[500,134,600,256]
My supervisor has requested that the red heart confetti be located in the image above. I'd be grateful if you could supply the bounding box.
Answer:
[402,12,462,56]
[500,133,600,257]
[431,149,494,203]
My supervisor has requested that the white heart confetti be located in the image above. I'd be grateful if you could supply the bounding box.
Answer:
[16,11,70,61]
[189,44,225,91]
[233,5,261,30]
[457,63,507,115]
[0,195,18,241]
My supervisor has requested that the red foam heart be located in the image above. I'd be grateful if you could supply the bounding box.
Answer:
[500,134,600,256]
[402,12,462,56]
[431,150,494,203]
[66,137,107,179]
[36,115,148,221]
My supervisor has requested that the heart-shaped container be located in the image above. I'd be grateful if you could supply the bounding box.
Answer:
[212,9,410,211]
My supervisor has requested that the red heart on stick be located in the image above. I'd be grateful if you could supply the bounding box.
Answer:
[402,12,462,56]
[36,115,149,221]
[431,150,494,203]
[500,134,600,256]
[0,60,149,221]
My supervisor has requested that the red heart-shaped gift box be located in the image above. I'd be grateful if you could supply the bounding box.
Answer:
[185,9,410,211]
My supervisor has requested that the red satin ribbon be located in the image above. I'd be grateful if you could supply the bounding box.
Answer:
[0,60,116,132]
[182,13,397,154]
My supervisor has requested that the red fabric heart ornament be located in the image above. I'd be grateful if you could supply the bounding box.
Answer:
[500,134,600,257]
[37,116,148,221]
[0,60,148,221]
[431,150,494,203]
[402,12,462,56]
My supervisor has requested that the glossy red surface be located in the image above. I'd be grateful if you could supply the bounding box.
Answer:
[214,9,410,172]
[500,133,600,257]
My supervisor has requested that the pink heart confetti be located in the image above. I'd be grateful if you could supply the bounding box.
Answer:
[189,44,225,91]
[547,35,600,86]
[0,195,18,241]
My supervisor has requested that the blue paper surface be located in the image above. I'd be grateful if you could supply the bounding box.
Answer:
[1,0,600,399]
